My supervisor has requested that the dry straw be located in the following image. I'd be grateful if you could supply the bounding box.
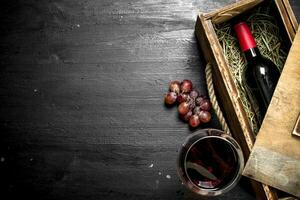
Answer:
[214,6,287,134]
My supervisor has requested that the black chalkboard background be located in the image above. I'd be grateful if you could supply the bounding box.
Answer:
[1,0,299,199]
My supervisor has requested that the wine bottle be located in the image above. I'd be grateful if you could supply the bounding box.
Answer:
[234,22,280,125]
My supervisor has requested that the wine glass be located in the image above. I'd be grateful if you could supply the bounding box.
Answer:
[177,128,244,196]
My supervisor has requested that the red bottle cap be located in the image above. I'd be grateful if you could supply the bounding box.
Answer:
[234,22,257,52]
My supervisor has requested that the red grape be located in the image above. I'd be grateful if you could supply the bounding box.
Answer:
[195,95,206,106]
[169,81,181,94]
[193,106,201,115]
[178,102,190,115]
[180,80,193,93]
[180,110,193,122]
[189,114,201,128]
[188,98,196,110]
[164,92,177,105]
[199,110,211,123]
[190,90,199,99]
[177,93,188,103]
[164,80,212,128]
[200,99,212,111]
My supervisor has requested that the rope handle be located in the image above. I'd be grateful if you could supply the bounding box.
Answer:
[205,63,231,135]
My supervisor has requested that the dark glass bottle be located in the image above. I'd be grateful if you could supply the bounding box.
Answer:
[234,22,280,125]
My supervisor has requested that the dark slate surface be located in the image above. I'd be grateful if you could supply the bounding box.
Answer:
[0,0,299,200]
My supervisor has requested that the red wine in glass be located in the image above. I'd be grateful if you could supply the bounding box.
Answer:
[177,129,244,196]
[185,137,239,190]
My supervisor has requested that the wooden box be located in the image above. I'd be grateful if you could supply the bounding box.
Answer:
[195,0,298,199]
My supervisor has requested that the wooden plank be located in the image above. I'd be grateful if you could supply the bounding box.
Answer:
[203,0,264,24]
[282,0,299,32]
[275,0,297,41]
[243,27,300,198]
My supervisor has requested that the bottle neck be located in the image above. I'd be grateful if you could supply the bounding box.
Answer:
[244,47,261,62]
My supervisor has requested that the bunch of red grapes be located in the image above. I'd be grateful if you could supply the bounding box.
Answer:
[164,80,212,128]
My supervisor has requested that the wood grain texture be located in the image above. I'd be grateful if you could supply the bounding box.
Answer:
[0,0,258,200]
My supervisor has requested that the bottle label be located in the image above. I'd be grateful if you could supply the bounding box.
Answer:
[234,22,257,52]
